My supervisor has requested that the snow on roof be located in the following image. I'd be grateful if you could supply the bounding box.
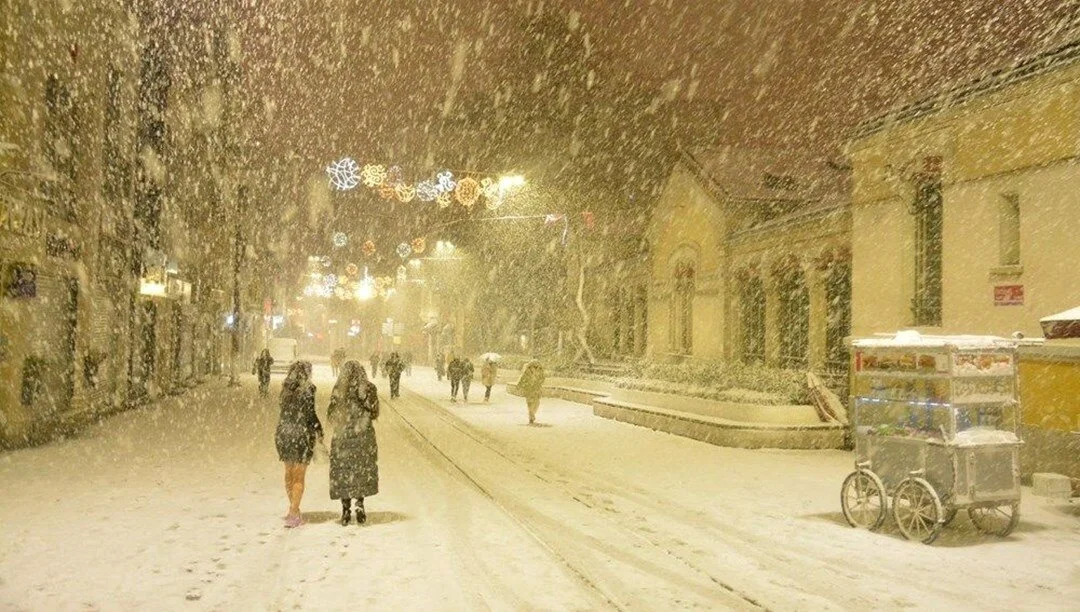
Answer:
[1040,306,1080,322]
[852,330,1015,350]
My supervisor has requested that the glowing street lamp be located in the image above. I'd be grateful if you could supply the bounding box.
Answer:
[498,175,526,191]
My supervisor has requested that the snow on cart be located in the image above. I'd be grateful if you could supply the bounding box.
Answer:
[840,331,1023,544]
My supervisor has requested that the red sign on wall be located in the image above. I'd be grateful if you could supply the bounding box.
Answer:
[994,285,1024,306]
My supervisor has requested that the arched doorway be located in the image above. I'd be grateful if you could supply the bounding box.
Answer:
[778,267,809,369]
[740,275,766,364]
[671,261,695,355]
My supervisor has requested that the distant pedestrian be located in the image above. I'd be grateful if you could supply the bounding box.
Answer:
[384,352,405,399]
[253,348,274,396]
[516,359,546,425]
[275,361,323,527]
[447,354,464,402]
[330,347,346,377]
[369,351,381,378]
[480,358,497,403]
[327,361,379,526]
[460,357,474,403]
[404,351,413,376]
[435,351,446,382]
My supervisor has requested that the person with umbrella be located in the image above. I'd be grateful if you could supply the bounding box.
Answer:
[479,353,499,403]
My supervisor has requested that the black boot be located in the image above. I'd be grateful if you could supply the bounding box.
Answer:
[355,498,366,524]
[340,499,352,526]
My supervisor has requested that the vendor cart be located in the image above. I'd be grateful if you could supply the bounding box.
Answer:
[840,332,1023,544]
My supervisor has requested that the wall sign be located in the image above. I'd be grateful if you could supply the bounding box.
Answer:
[993,284,1024,306]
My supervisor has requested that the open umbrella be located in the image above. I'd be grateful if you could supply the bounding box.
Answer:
[479,352,502,362]
[1040,306,1080,339]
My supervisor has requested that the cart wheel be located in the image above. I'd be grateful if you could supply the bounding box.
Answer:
[841,469,887,531]
[968,503,1020,537]
[892,477,944,544]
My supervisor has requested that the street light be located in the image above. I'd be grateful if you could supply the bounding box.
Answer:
[498,175,526,191]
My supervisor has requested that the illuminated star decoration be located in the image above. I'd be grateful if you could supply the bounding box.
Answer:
[396,242,413,259]
[411,237,426,254]
[326,157,360,190]
[361,240,376,257]
[333,232,348,248]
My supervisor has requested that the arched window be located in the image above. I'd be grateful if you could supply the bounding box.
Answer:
[778,267,809,369]
[741,276,766,364]
[672,261,695,354]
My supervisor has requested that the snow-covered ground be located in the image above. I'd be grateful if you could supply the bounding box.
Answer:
[1,364,1078,610]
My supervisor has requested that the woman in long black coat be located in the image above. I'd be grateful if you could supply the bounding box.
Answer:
[327,360,380,525]
[275,361,323,528]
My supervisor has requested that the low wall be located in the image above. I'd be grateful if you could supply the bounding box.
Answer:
[508,376,844,450]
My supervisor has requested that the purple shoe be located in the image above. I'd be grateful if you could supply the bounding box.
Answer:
[284,514,304,528]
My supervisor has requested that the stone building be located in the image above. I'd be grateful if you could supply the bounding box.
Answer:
[847,39,1080,339]
[646,146,851,380]
[0,2,258,447]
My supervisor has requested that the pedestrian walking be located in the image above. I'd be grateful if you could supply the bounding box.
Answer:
[330,347,346,377]
[384,352,405,399]
[369,351,381,378]
[480,357,497,403]
[327,361,380,526]
[274,361,323,527]
[404,351,413,376]
[435,351,446,382]
[516,359,546,425]
[460,357,474,403]
[447,354,464,402]
[253,348,274,396]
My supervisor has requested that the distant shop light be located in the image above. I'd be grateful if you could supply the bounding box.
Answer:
[139,279,167,297]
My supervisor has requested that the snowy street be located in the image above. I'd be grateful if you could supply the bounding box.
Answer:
[2,365,1078,611]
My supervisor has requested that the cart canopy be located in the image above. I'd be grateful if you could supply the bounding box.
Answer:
[1040,306,1080,340]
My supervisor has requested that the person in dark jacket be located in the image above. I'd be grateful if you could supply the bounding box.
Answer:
[460,357,475,403]
[369,351,381,378]
[275,361,323,528]
[327,361,380,525]
[253,349,274,396]
[447,354,465,402]
[434,350,446,381]
[384,352,405,398]
[403,351,413,376]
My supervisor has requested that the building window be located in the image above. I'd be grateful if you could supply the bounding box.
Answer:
[911,176,943,326]
[778,268,809,369]
[998,192,1021,266]
[44,74,78,220]
[741,276,766,364]
[672,261,694,354]
[825,261,852,373]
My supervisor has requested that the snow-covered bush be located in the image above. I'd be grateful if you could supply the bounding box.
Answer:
[622,359,811,405]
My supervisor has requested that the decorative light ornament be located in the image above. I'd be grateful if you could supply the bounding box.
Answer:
[455,177,481,208]
[321,256,332,267]
[485,193,504,211]
[436,170,456,193]
[480,177,498,199]
[333,232,348,248]
[387,165,404,184]
[325,274,339,288]
[345,263,359,277]
[396,265,407,284]
[417,180,440,202]
[326,157,361,190]
[377,184,396,200]
[436,192,452,208]
[411,237,426,254]
[396,242,412,258]
[361,164,387,187]
[362,240,376,256]
[395,183,416,203]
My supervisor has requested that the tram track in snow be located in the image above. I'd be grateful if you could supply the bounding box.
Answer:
[385,390,768,611]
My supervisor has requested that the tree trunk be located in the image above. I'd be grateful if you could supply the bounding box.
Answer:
[573,259,596,364]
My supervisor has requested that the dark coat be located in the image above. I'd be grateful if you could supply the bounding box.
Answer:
[384,355,405,379]
[461,359,474,381]
[254,353,274,381]
[447,357,465,381]
[275,382,322,463]
[328,381,379,500]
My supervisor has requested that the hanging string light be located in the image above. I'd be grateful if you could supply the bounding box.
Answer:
[455,177,481,208]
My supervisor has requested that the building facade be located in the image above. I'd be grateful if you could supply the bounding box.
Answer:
[646,147,852,381]
[847,40,1080,338]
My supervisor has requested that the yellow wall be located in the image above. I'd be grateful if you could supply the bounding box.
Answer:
[1020,358,1080,432]
[849,59,1080,338]
[647,166,727,359]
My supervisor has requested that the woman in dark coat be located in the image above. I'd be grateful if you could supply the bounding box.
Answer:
[275,361,323,528]
[327,361,380,525]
